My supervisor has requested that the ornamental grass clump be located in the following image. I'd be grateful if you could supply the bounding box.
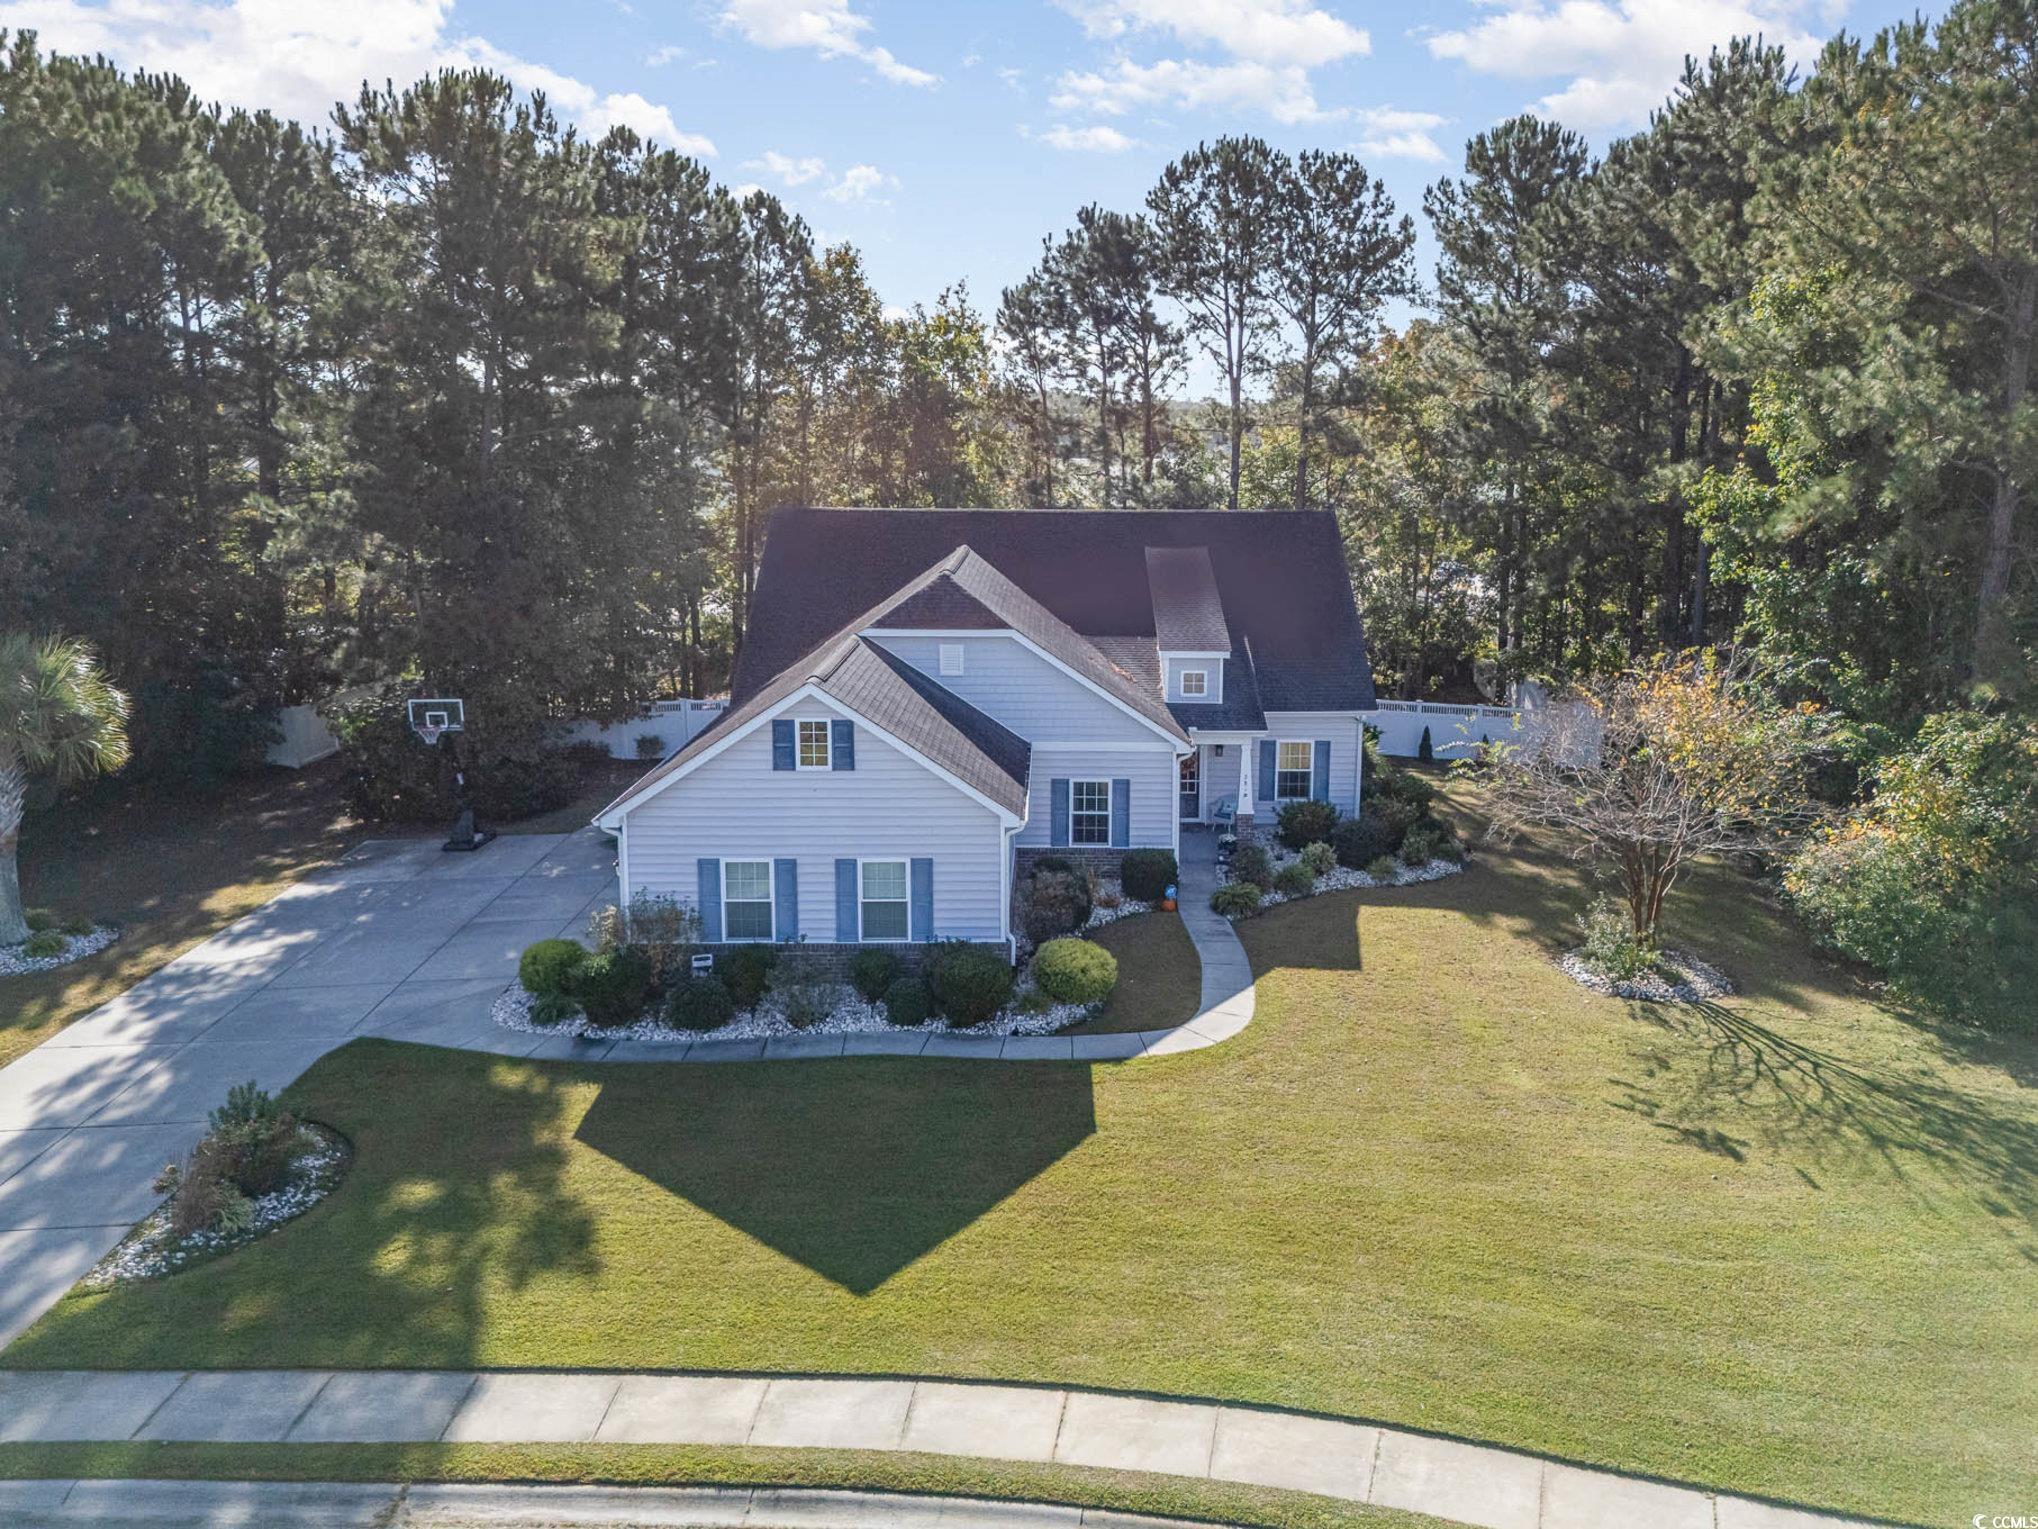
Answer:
[154,1082,304,1239]
[1273,862,1315,898]
[1210,881,1262,918]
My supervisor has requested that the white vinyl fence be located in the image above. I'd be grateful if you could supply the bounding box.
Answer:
[263,703,342,769]
[561,698,728,762]
[1363,700,1522,758]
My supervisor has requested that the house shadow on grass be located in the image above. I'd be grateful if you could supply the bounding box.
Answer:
[576,1059,1097,1294]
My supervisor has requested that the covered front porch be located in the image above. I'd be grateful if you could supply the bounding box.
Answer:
[1175,732,1259,829]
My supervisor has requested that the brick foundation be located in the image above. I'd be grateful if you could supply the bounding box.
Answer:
[688,941,1001,978]
[1013,846,1130,879]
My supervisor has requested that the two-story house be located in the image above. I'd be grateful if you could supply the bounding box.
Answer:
[592,508,1376,960]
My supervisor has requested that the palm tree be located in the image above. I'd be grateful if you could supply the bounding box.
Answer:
[2,636,131,947]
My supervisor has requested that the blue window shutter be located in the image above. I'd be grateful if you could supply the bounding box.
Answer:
[1110,778,1131,847]
[1257,740,1277,806]
[831,719,855,770]
[1312,739,1332,802]
[771,718,794,771]
[697,859,722,942]
[910,858,934,941]
[773,858,798,941]
[1049,778,1070,847]
[835,858,858,942]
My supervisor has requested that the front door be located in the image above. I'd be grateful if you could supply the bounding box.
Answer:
[1179,749,1201,822]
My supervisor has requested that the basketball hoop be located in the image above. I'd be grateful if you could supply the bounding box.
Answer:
[407,696,465,745]
[405,696,493,853]
[416,723,444,748]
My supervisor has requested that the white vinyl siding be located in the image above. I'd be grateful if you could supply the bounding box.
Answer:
[1017,745,1178,848]
[1262,711,1366,815]
[1165,655,1224,704]
[619,694,1006,941]
[871,634,1162,743]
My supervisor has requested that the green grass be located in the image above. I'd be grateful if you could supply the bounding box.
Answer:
[2,764,363,1069]
[0,1444,1447,1529]
[8,782,2032,1525]
[1070,909,1201,1034]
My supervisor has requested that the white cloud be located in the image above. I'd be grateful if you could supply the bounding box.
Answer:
[1034,122,1143,152]
[1353,105,1448,163]
[644,44,688,66]
[1054,0,1368,69]
[1050,57,1337,124]
[1426,0,1825,129]
[823,162,895,202]
[718,0,938,86]
[0,0,718,152]
[746,149,828,184]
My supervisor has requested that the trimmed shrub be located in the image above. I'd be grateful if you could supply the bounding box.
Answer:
[848,948,902,1003]
[1578,894,1659,981]
[1229,841,1276,890]
[1331,804,1411,869]
[1376,765,1437,811]
[664,975,734,1032]
[1365,855,1400,881]
[1021,867,1092,944]
[1210,881,1262,918]
[574,946,653,1026]
[1033,937,1118,1004]
[623,895,701,989]
[1118,848,1177,903]
[1418,725,1434,762]
[1299,841,1336,878]
[22,931,65,958]
[1276,798,1338,850]
[634,732,667,760]
[719,945,778,1010]
[1400,826,1445,867]
[779,979,833,1029]
[1030,855,1076,875]
[203,1082,299,1200]
[1273,862,1315,898]
[882,976,933,1027]
[519,938,588,999]
[926,942,1013,1027]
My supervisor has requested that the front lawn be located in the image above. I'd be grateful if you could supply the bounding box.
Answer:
[9,784,2032,1525]
[1069,910,1201,1034]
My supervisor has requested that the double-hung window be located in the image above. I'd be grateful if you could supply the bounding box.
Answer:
[1179,669,1208,698]
[723,860,774,941]
[860,859,910,941]
[1275,741,1314,801]
[796,719,831,769]
[1070,779,1111,845]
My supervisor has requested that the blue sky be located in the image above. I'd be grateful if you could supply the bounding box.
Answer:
[2,0,1925,318]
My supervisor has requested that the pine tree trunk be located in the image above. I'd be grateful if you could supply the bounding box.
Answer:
[0,755,27,948]
[1293,350,1314,511]
[1227,366,1243,511]
[1977,267,2034,681]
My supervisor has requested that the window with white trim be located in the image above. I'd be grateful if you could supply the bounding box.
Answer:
[939,643,964,676]
[796,719,831,769]
[860,859,909,941]
[1070,779,1111,845]
[1179,669,1208,697]
[1275,741,1314,801]
[723,859,774,941]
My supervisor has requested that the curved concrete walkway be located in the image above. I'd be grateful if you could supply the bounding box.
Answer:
[0,1369,1873,1529]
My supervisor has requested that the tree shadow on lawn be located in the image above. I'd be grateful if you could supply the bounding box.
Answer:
[576,1059,1097,1295]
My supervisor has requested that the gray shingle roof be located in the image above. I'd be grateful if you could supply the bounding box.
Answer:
[1144,547,1231,652]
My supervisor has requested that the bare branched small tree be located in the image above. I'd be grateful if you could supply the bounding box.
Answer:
[1482,653,1821,942]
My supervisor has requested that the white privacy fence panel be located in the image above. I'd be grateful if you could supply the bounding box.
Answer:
[1363,700,1523,757]
[561,698,728,761]
[264,704,342,769]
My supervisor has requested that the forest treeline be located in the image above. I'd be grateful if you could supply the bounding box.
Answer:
[1,1,2033,785]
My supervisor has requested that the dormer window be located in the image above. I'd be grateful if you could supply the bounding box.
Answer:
[1180,669,1208,698]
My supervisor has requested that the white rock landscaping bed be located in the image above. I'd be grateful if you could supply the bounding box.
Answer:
[1214,839,1464,917]
[492,976,1101,1048]
[1556,948,1734,1003]
[0,923,119,976]
[82,1124,348,1288]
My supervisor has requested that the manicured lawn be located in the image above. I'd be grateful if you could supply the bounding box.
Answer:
[1,764,363,1069]
[9,783,2033,1524]
[1070,909,1201,1034]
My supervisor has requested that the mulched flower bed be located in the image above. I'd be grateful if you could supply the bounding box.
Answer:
[82,1124,349,1287]
[1556,948,1734,1003]
[0,924,119,977]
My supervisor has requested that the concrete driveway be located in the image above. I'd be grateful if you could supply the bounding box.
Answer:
[0,828,615,1349]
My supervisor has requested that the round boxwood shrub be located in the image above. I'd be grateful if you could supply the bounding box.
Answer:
[1210,881,1262,918]
[1117,848,1178,904]
[1273,862,1315,898]
[1299,841,1336,878]
[1020,867,1092,944]
[926,942,1014,1028]
[1331,806,1410,869]
[1032,937,1118,1004]
[1276,798,1338,850]
[1228,841,1276,890]
[664,974,734,1032]
[881,976,933,1027]
[519,938,588,998]
[1365,854,1401,882]
[574,945,653,1026]
[719,945,778,1011]
[848,948,902,1003]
